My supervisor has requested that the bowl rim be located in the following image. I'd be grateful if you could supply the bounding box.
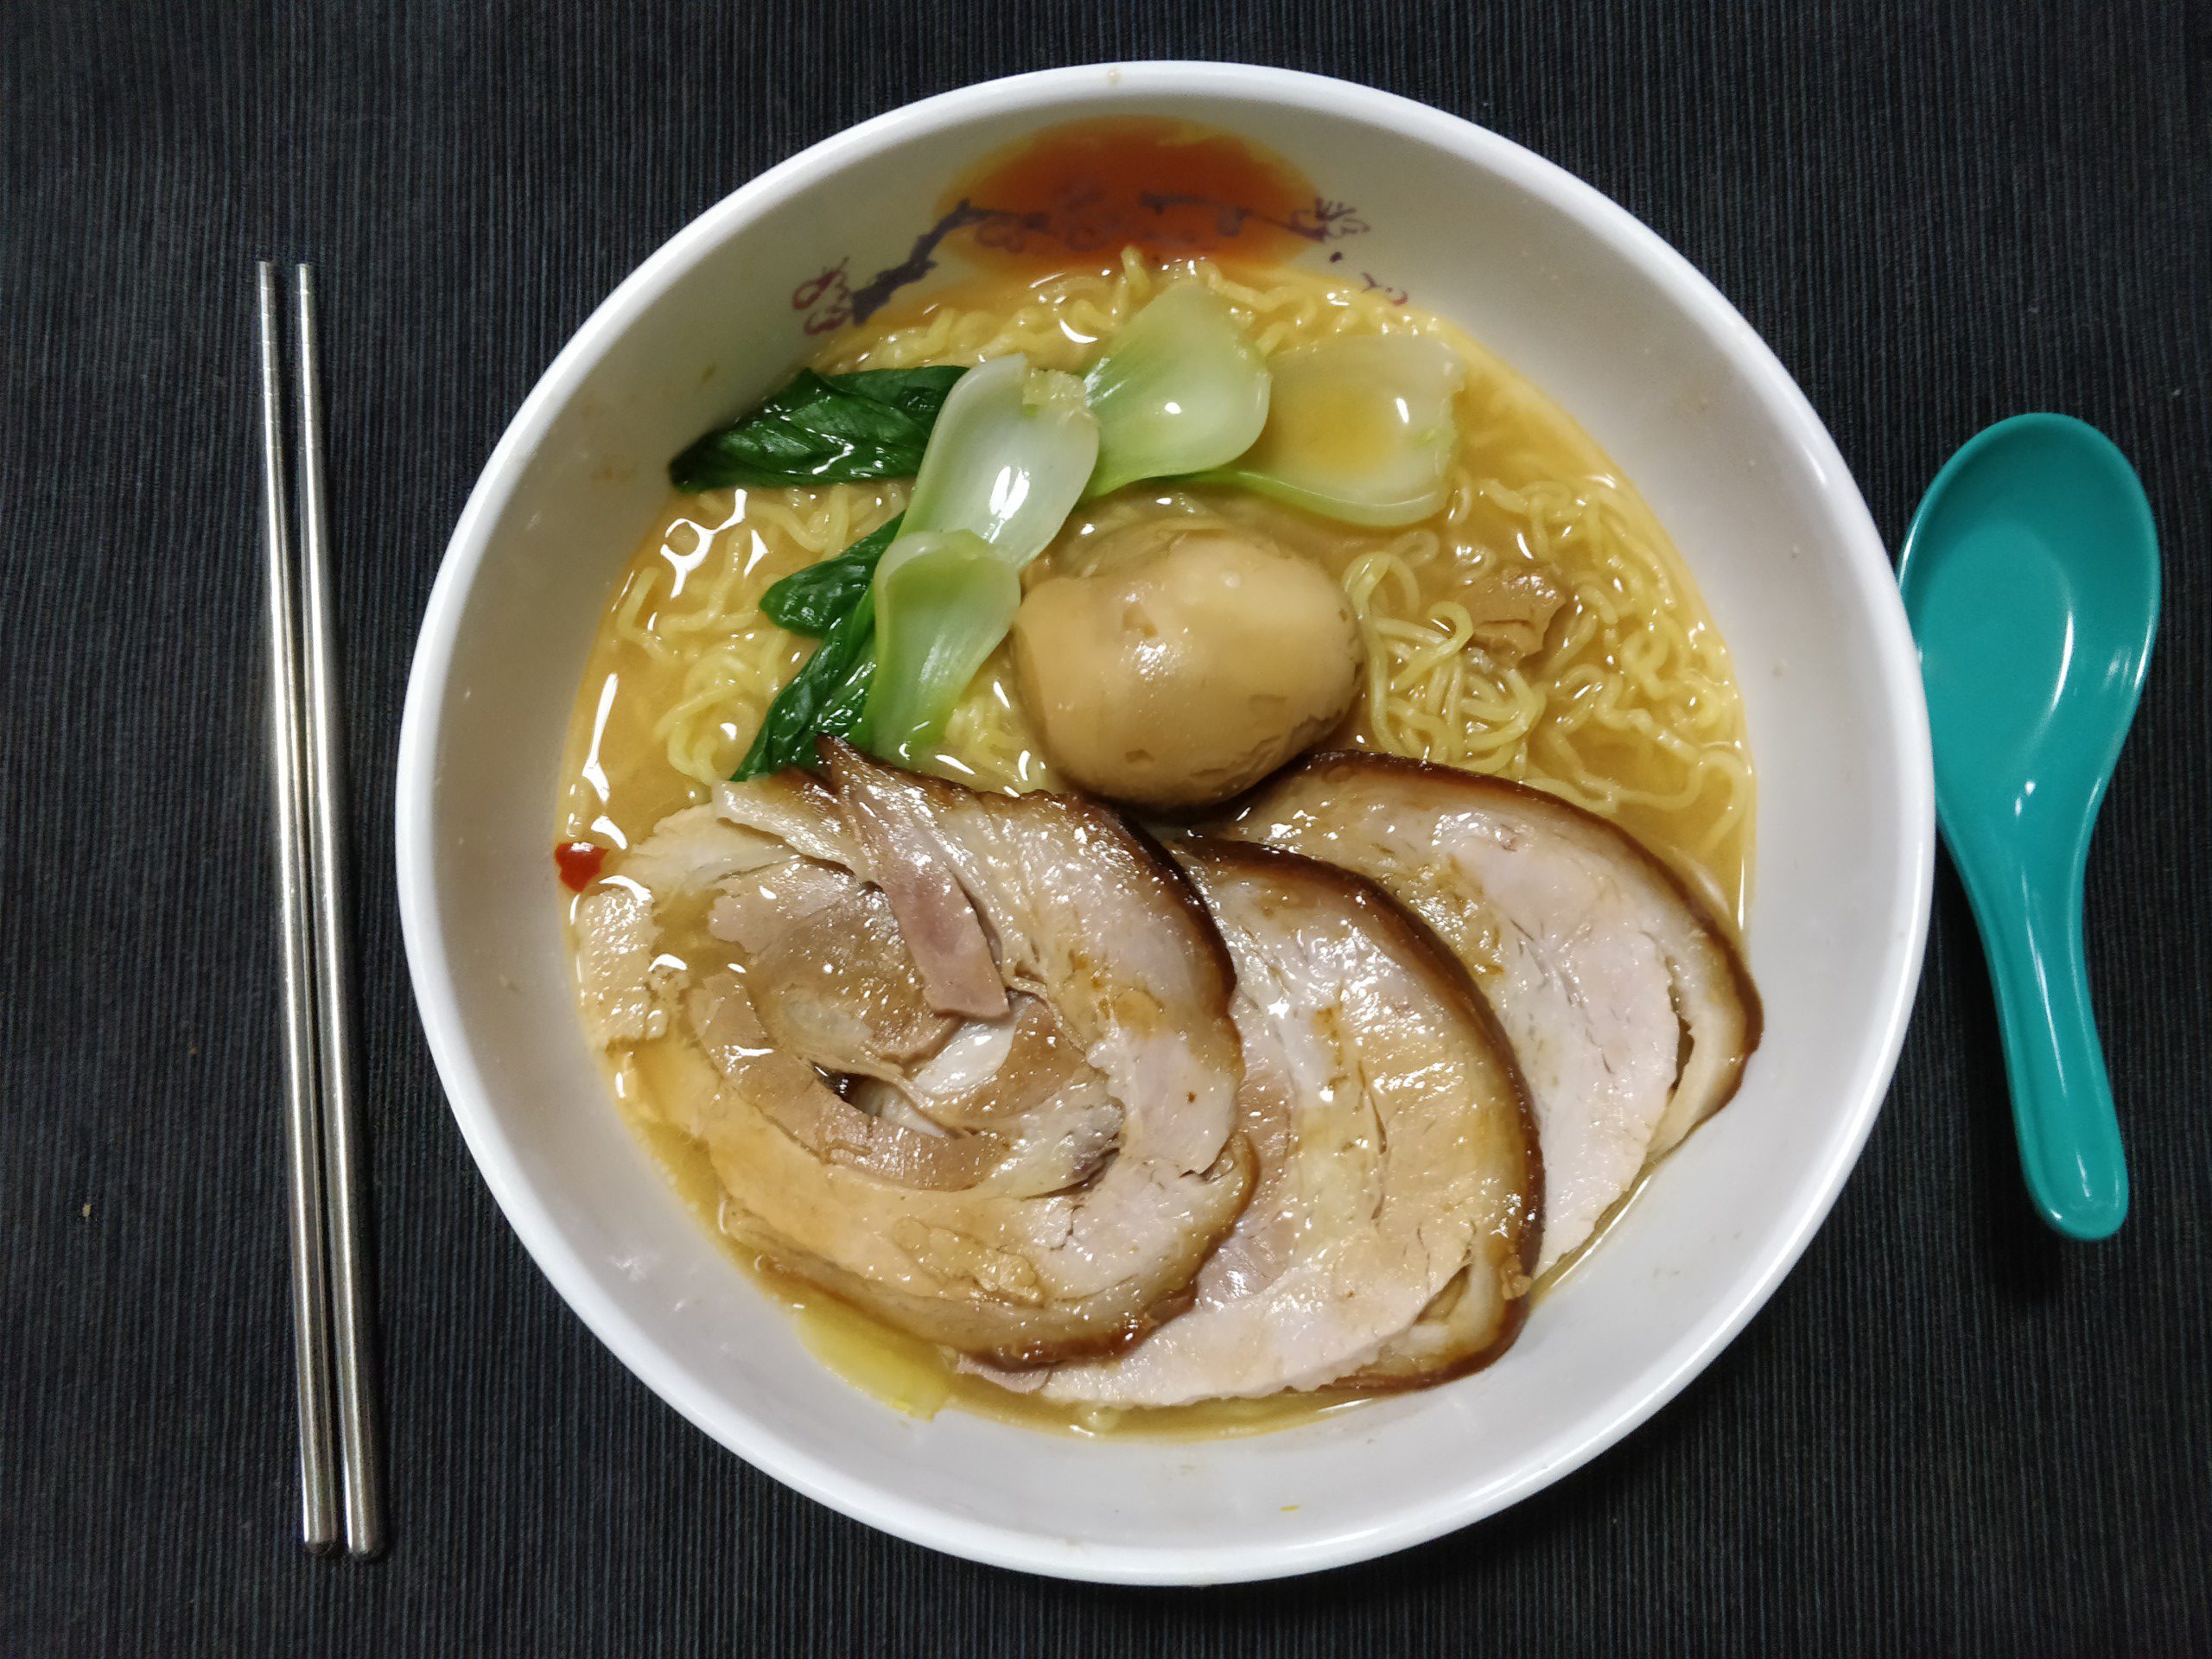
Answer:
[397,60,1935,1585]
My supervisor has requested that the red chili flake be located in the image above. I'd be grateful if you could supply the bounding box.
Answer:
[554,840,607,892]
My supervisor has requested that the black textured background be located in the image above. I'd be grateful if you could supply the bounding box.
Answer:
[5,2,2209,1651]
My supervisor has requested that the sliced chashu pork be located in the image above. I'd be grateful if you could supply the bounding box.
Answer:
[1030,841,1539,1406]
[571,800,804,1046]
[1215,753,1761,1303]
[577,742,1251,1366]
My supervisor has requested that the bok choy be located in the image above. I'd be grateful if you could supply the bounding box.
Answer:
[731,355,1096,779]
[732,516,901,777]
[670,366,967,492]
[760,515,902,636]
[733,581,879,778]
[863,531,1022,766]
[1081,284,1270,498]
[865,356,1099,762]
[1201,335,1465,526]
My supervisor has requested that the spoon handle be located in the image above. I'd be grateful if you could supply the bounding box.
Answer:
[1966,849,2130,1239]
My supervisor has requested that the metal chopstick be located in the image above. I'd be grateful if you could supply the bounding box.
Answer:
[289,264,385,1558]
[256,263,341,1554]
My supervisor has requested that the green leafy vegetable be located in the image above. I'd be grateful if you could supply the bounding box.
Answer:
[760,515,902,636]
[670,366,967,492]
[812,653,876,736]
[1198,335,1465,526]
[863,357,1099,762]
[728,514,902,775]
[898,357,1099,566]
[1082,284,1271,498]
[864,531,1022,765]
[732,588,877,779]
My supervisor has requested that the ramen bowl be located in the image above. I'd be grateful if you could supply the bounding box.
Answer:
[397,62,1933,1584]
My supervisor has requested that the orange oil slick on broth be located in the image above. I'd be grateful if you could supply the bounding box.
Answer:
[938,117,1332,274]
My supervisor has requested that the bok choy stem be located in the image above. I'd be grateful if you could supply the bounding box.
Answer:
[1081,284,1270,499]
[1196,334,1465,526]
[862,358,1099,763]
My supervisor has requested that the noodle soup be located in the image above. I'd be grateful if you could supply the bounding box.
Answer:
[556,251,1757,1433]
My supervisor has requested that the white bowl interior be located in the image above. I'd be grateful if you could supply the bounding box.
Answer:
[400,66,1929,1584]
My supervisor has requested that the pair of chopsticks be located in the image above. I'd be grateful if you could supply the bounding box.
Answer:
[255,263,384,1557]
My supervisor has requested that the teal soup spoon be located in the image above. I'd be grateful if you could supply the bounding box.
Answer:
[1899,414,2158,1240]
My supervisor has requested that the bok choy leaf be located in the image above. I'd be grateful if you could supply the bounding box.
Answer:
[732,588,877,779]
[670,366,967,492]
[760,515,902,636]
[1082,283,1270,499]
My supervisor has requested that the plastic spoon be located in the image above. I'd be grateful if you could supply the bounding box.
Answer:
[1898,414,2158,1240]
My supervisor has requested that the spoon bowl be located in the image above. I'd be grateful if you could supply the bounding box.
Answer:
[1900,413,2158,1240]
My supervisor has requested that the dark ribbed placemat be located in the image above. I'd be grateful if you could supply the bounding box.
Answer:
[4,3,2208,1651]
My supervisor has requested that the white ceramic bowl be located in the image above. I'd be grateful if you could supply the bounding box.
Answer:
[398,62,1933,1584]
